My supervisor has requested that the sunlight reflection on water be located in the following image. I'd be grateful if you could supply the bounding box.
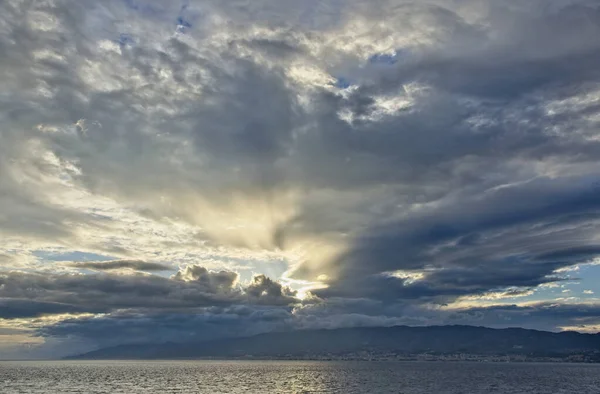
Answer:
[2,360,600,393]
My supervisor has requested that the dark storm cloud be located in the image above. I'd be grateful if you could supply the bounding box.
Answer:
[0,266,299,319]
[535,246,600,262]
[37,306,296,349]
[313,176,600,302]
[0,299,92,319]
[335,3,600,101]
[67,260,171,272]
[294,298,600,333]
[37,300,600,350]
[356,15,600,102]
[281,2,600,195]
[444,303,600,331]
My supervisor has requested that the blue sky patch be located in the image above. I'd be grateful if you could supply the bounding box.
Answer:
[369,49,409,65]
[117,33,135,47]
[176,1,193,33]
[177,16,192,29]
[34,250,114,262]
[333,77,352,89]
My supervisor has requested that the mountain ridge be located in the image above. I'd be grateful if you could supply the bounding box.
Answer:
[67,325,600,362]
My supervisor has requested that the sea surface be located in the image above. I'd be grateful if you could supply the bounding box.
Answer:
[1,360,600,393]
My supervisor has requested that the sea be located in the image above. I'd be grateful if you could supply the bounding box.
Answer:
[1,360,599,393]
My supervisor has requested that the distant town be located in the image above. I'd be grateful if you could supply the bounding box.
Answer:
[219,351,600,363]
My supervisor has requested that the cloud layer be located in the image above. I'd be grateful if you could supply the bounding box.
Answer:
[1,0,600,357]
[0,265,299,319]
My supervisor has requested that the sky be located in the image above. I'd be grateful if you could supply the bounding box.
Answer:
[1,0,600,359]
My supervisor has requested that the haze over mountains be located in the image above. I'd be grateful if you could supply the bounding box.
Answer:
[70,325,600,362]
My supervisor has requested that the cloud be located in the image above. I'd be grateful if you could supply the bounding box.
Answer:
[0,299,91,319]
[0,266,300,319]
[305,176,600,305]
[66,260,171,272]
[246,274,298,305]
[37,306,296,352]
[36,299,600,356]
[172,265,240,294]
[2,0,600,356]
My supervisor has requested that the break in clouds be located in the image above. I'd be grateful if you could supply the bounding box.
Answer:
[2,0,600,357]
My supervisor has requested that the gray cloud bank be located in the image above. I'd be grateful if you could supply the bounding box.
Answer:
[66,260,171,272]
[35,301,600,354]
[0,265,299,319]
